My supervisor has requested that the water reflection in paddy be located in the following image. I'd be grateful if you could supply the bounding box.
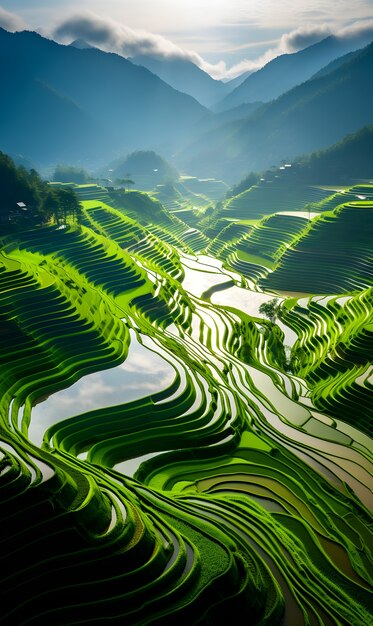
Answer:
[28,329,175,447]
[181,264,229,299]
[181,254,242,299]
[211,285,277,318]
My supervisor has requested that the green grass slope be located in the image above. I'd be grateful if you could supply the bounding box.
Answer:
[261,201,373,294]
[0,189,372,625]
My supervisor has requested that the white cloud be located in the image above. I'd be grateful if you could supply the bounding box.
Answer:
[215,19,373,79]
[338,18,373,41]
[120,372,175,392]
[51,12,373,81]
[57,372,116,410]
[279,20,373,53]
[3,7,373,81]
[0,6,28,32]
[279,24,333,53]
[52,11,253,79]
[53,12,201,62]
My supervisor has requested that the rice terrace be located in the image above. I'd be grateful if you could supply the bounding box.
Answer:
[0,2,372,625]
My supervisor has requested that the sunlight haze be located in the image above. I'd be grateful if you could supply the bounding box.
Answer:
[1,0,372,77]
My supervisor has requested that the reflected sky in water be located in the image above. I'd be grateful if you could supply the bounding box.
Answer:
[181,254,241,298]
[211,285,276,318]
[28,330,175,446]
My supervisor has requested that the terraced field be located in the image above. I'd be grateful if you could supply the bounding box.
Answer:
[222,178,331,220]
[1,184,372,625]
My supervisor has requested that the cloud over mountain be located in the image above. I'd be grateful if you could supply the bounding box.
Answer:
[54,13,201,63]
[53,12,233,80]
[1,6,372,81]
[52,12,373,81]
[223,19,373,78]
[0,6,28,32]
[279,25,333,53]
[338,19,373,41]
[280,20,373,53]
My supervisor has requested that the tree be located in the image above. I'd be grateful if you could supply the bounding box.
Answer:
[53,164,91,184]
[226,171,259,199]
[0,151,50,229]
[44,187,83,225]
[115,178,135,191]
[259,298,281,324]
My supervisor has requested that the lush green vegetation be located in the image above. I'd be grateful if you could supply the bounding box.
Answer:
[0,175,372,625]
[1,17,372,624]
[0,153,83,230]
[226,126,373,200]
[53,164,92,184]
[0,151,50,228]
[227,126,373,202]
[181,43,373,182]
[295,125,373,183]
[262,199,373,293]
[107,150,179,182]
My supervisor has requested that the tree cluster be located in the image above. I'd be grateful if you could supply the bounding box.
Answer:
[108,151,179,183]
[0,151,82,231]
[114,178,135,191]
[225,172,259,199]
[53,164,91,185]
[226,125,373,199]
[295,125,373,183]
[259,298,281,324]
[43,187,83,226]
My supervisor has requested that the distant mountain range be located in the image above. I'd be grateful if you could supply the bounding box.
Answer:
[227,125,373,196]
[215,33,373,112]
[0,28,207,168]
[1,27,372,183]
[129,33,371,113]
[178,42,373,182]
[294,125,373,183]
[130,54,232,108]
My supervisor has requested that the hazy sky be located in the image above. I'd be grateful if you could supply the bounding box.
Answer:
[1,1,372,77]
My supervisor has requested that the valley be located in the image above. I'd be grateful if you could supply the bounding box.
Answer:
[1,177,372,624]
[0,11,372,624]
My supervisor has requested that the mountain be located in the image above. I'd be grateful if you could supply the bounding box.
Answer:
[178,43,373,183]
[310,48,361,80]
[69,38,96,50]
[107,150,178,177]
[224,70,253,91]
[130,54,231,107]
[97,150,179,190]
[0,28,207,168]
[191,101,263,135]
[294,125,373,183]
[215,33,373,112]
[0,70,102,165]
[226,125,373,198]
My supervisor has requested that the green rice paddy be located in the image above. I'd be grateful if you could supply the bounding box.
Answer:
[0,182,372,624]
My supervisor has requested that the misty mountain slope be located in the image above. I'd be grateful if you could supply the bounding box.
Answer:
[179,43,373,183]
[0,28,207,166]
[130,54,231,107]
[310,48,362,80]
[215,33,373,112]
[69,38,95,50]
[223,125,373,201]
[194,101,264,133]
[293,125,373,183]
[0,69,103,163]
